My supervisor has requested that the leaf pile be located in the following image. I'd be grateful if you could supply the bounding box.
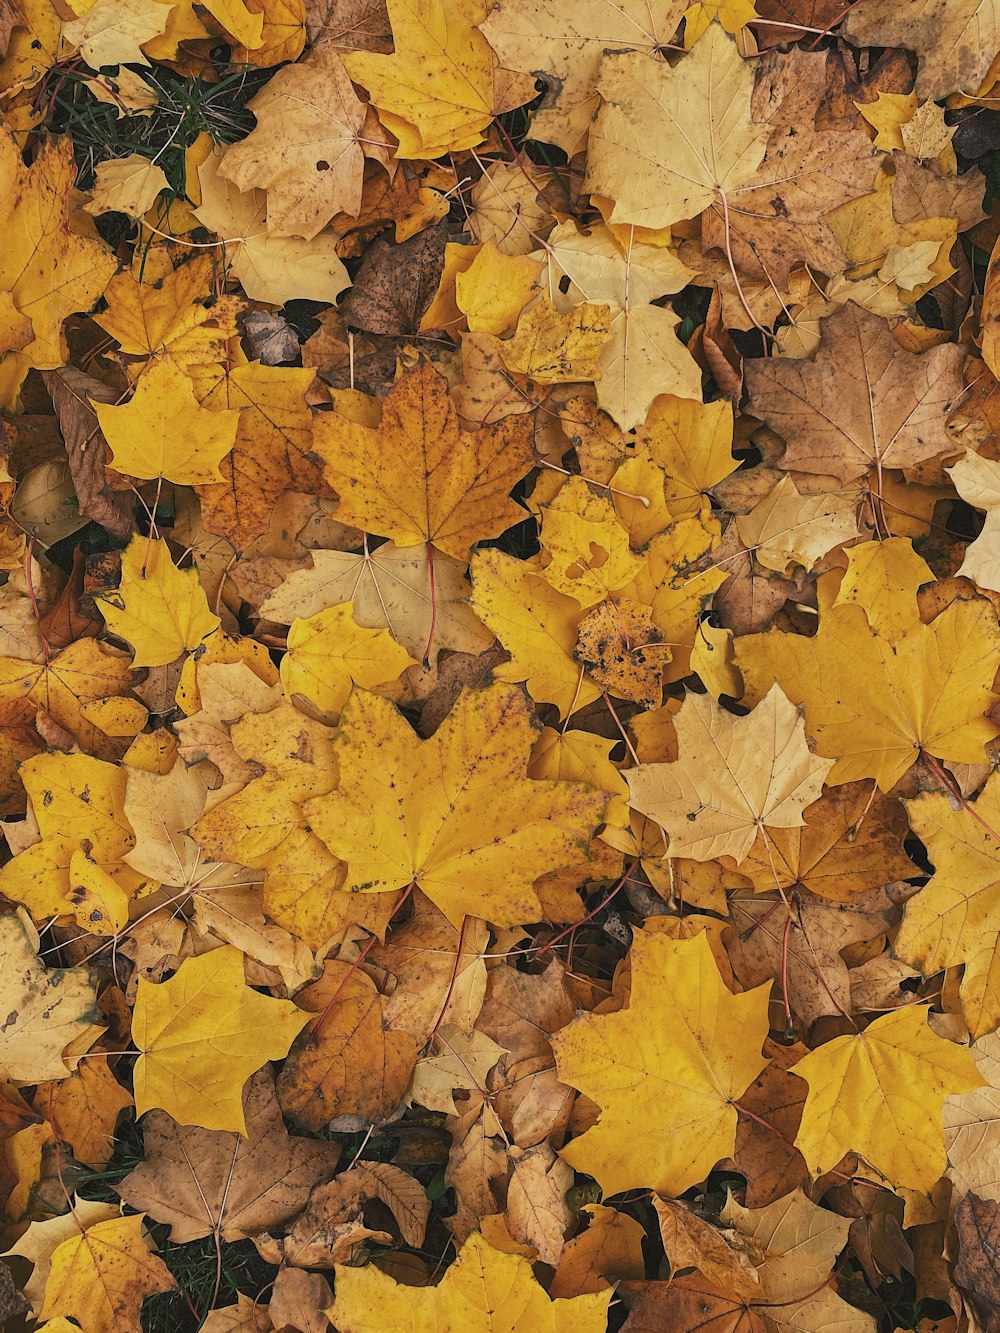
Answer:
[0,1,1000,1330]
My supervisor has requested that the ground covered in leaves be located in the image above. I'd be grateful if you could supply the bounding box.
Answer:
[1,0,1000,1330]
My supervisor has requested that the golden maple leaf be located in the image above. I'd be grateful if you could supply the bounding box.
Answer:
[791,1006,984,1191]
[131,945,310,1132]
[39,1215,176,1333]
[93,537,220,668]
[314,360,535,560]
[328,1231,611,1332]
[552,930,771,1194]
[304,683,608,928]
[342,0,537,159]
[737,547,1000,790]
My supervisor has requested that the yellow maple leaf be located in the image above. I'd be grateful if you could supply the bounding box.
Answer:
[454,241,542,335]
[39,1214,176,1333]
[791,1006,984,1191]
[314,360,535,560]
[84,153,170,220]
[0,134,117,398]
[95,257,242,370]
[342,0,537,159]
[737,556,1000,790]
[328,1231,611,1332]
[553,930,770,1194]
[500,298,611,384]
[190,698,393,947]
[896,775,1000,1039]
[280,601,417,717]
[627,685,835,864]
[538,476,643,609]
[304,683,608,928]
[131,945,310,1132]
[94,359,238,485]
[94,537,220,668]
[0,751,136,920]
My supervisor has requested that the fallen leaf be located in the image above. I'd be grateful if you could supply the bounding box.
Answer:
[328,1230,612,1331]
[314,360,534,559]
[116,1066,340,1241]
[304,683,607,928]
[552,930,770,1194]
[626,685,834,864]
[791,1006,984,1191]
[131,944,311,1132]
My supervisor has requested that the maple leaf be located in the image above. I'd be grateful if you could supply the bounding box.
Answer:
[626,685,835,864]
[719,781,916,903]
[895,774,1000,1039]
[481,0,686,154]
[279,601,416,716]
[38,1214,176,1333]
[791,1006,984,1191]
[191,360,332,551]
[34,1061,132,1169]
[0,750,136,920]
[116,1067,340,1241]
[720,1189,877,1330]
[552,930,771,1194]
[131,945,311,1132]
[305,683,607,927]
[342,0,537,159]
[94,536,220,668]
[469,548,602,716]
[328,1230,612,1332]
[277,956,420,1131]
[744,304,965,485]
[190,697,392,946]
[737,551,1000,790]
[0,914,100,1082]
[314,360,535,559]
[195,149,351,306]
[536,221,701,429]
[258,543,493,663]
[84,153,170,220]
[94,257,242,371]
[218,42,366,239]
[585,24,767,231]
[93,359,239,486]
